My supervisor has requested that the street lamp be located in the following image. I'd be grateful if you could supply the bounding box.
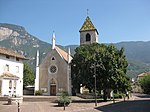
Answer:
[91,63,99,107]
[91,52,102,106]
[94,63,97,106]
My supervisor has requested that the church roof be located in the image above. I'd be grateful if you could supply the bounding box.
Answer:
[138,72,150,77]
[0,47,27,60]
[55,46,73,62]
[0,72,19,80]
[79,16,98,34]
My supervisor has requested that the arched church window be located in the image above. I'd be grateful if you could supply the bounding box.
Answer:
[86,33,91,41]
[51,57,55,60]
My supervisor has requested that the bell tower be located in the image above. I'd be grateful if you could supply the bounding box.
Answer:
[79,16,99,45]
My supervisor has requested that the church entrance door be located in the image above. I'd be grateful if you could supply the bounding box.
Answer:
[50,78,56,96]
[50,85,56,96]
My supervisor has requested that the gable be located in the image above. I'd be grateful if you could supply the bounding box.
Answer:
[39,47,72,68]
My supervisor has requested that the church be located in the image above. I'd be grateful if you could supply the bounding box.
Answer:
[34,15,99,96]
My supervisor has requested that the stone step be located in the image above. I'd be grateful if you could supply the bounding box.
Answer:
[0,96,105,103]
[0,96,8,101]
[23,96,57,102]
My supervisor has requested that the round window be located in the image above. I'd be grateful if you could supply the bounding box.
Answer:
[50,65,57,73]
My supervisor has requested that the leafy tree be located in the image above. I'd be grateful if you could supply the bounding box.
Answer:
[71,43,131,101]
[139,75,150,94]
[23,63,35,87]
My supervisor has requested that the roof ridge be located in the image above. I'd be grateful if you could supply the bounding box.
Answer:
[55,46,72,62]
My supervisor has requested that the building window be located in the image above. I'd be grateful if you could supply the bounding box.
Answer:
[16,57,19,61]
[14,80,17,89]
[9,80,12,89]
[86,33,91,42]
[52,57,55,60]
[50,66,57,73]
[16,66,19,73]
[6,55,10,59]
[5,64,9,71]
[49,65,57,74]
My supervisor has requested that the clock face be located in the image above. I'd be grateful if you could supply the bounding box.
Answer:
[49,65,57,73]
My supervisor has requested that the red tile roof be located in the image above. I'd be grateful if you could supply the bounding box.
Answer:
[55,46,72,62]
[138,72,150,77]
[0,47,26,59]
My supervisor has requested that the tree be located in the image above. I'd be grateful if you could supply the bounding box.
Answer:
[23,63,35,87]
[139,75,150,94]
[71,43,131,101]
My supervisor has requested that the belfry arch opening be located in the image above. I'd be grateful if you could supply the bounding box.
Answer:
[86,33,91,42]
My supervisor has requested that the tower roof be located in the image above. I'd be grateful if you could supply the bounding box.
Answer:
[79,16,98,34]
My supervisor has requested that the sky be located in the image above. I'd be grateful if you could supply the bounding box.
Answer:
[0,0,150,46]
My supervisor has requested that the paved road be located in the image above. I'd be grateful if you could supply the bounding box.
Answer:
[0,93,149,112]
[96,93,150,112]
[0,101,100,112]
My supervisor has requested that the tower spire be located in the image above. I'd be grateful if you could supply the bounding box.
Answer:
[52,31,55,49]
[36,50,39,67]
[34,50,40,93]
[68,47,71,64]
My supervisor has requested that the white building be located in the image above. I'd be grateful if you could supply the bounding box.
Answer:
[0,47,26,96]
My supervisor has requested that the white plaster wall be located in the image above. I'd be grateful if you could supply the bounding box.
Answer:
[0,54,23,96]
[1,80,9,96]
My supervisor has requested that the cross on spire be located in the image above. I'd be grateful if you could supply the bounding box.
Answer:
[87,9,89,16]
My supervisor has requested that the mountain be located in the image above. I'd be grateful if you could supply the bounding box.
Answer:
[116,41,150,63]
[0,23,52,70]
[0,23,150,78]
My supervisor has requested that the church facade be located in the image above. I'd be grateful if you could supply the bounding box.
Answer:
[35,33,72,96]
[34,15,98,96]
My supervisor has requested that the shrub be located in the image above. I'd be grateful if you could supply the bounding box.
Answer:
[139,75,150,94]
[35,90,42,96]
[57,91,71,106]
[114,93,123,99]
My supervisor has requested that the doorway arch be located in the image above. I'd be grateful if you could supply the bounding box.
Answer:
[50,78,56,96]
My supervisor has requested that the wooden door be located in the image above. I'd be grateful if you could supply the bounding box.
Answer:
[50,85,56,96]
